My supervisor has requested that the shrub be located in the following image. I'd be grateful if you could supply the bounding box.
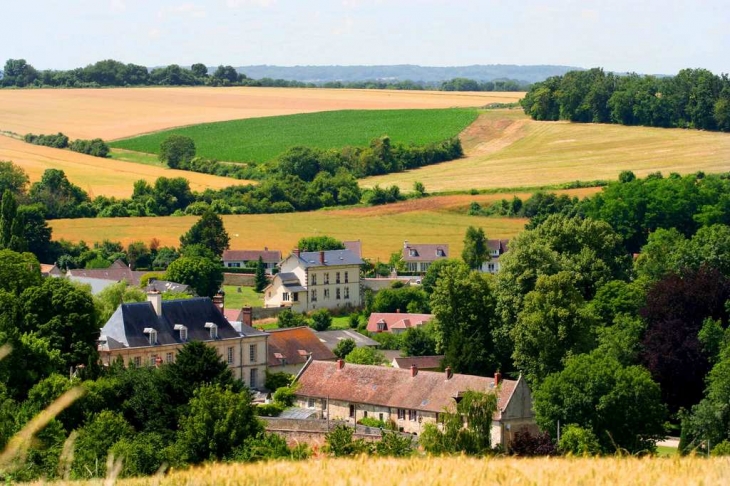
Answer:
[510,428,558,456]
[265,371,293,391]
[69,138,110,157]
[272,386,296,408]
[309,308,333,331]
[358,417,387,428]
[256,403,284,417]
[558,424,601,456]
[711,440,730,456]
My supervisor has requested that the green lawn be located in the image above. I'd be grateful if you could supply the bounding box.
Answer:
[222,285,264,309]
[109,109,478,163]
[108,148,166,167]
[656,446,677,457]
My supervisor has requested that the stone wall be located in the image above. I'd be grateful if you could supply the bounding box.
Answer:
[222,273,256,286]
[261,417,392,447]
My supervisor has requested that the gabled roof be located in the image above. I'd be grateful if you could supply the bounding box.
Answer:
[294,249,364,268]
[392,355,445,370]
[223,249,282,263]
[366,313,434,333]
[402,243,449,262]
[98,297,242,351]
[267,327,336,366]
[295,361,518,418]
[343,240,362,259]
[315,330,380,350]
[487,239,510,253]
[144,279,190,294]
[68,267,147,286]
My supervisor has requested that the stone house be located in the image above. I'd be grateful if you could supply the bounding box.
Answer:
[263,249,364,311]
[366,312,434,334]
[267,326,336,375]
[97,292,268,389]
[402,241,449,274]
[293,360,535,449]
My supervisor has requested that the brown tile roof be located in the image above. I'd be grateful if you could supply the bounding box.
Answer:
[67,267,146,286]
[267,327,336,367]
[402,243,449,262]
[366,313,434,333]
[223,250,282,263]
[296,360,517,418]
[343,240,362,259]
[392,355,444,370]
[223,308,243,323]
[487,239,509,253]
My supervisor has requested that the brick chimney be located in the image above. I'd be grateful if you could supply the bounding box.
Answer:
[147,291,162,317]
[445,366,453,380]
[410,364,418,377]
[319,251,325,264]
[241,306,253,327]
[212,290,224,312]
[494,371,502,387]
[293,248,301,258]
[337,359,345,370]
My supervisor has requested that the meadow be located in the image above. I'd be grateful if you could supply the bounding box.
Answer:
[110,108,479,163]
[0,87,516,140]
[64,456,730,486]
[362,109,730,192]
[49,188,597,261]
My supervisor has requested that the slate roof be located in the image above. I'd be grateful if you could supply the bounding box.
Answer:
[392,355,445,370]
[295,360,518,419]
[402,243,449,262]
[296,249,364,268]
[223,249,282,263]
[267,327,336,367]
[99,297,244,350]
[144,279,191,294]
[68,267,147,286]
[366,313,434,333]
[315,330,380,350]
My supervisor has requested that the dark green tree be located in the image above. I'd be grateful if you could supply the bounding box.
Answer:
[179,210,230,258]
[276,309,307,328]
[309,309,332,331]
[159,135,196,169]
[421,258,468,294]
[333,338,357,359]
[254,256,267,292]
[0,160,29,197]
[400,325,437,357]
[165,255,223,298]
[190,63,208,78]
[296,235,345,251]
[461,226,488,270]
[345,346,385,365]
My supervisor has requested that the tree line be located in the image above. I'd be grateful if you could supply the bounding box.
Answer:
[521,68,730,132]
[1,58,528,92]
[24,132,110,158]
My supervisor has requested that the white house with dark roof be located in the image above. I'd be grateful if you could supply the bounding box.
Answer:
[222,249,282,274]
[97,292,268,389]
[480,239,509,274]
[263,249,364,311]
[402,241,449,274]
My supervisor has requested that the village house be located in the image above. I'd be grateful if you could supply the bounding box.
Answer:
[263,248,364,311]
[480,239,509,274]
[267,326,336,375]
[402,241,449,274]
[222,249,282,274]
[391,355,444,371]
[315,329,380,352]
[293,360,535,449]
[40,263,63,278]
[366,311,434,334]
[97,292,268,389]
[67,259,147,294]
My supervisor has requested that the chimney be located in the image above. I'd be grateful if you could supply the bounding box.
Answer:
[147,291,162,317]
[403,240,408,249]
[410,364,418,377]
[396,308,400,313]
[242,306,253,327]
[337,359,345,370]
[445,366,453,380]
[494,371,502,387]
[293,248,301,258]
[319,251,325,264]
[213,290,224,312]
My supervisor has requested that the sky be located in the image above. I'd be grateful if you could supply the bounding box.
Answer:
[2,0,728,74]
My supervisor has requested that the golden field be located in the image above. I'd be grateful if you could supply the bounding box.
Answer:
[49,188,598,261]
[0,135,243,198]
[53,456,730,486]
[0,87,522,140]
[362,109,730,192]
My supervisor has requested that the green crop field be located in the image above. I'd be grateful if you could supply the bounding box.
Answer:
[109,108,479,163]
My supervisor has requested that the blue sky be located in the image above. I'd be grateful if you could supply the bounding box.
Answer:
[2,0,728,74]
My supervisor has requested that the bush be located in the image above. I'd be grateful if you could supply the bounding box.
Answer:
[277,309,307,328]
[711,440,730,456]
[160,135,196,169]
[69,138,110,157]
[309,308,333,331]
[272,386,296,407]
[24,132,69,148]
[265,371,293,391]
[255,403,284,417]
[510,428,558,456]
[376,430,414,457]
[324,424,372,457]
[333,338,357,359]
[558,424,601,456]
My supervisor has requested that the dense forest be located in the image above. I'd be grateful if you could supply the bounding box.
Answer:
[0,58,528,91]
[521,68,730,132]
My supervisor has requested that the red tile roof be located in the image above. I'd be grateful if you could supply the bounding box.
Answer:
[267,327,336,367]
[223,308,242,323]
[366,313,434,333]
[392,355,444,370]
[402,243,449,262]
[223,250,282,263]
[343,240,362,259]
[296,360,517,419]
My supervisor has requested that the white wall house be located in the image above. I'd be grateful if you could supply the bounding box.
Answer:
[479,240,509,274]
[402,241,449,274]
[264,249,364,312]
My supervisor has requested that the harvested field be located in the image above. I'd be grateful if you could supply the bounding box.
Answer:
[0,87,523,140]
[50,188,595,261]
[0,135,245,198]
[362,109,730,192]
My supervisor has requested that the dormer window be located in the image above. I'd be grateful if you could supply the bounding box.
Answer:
[174,324,188,341]
[143,328,158,346]
[204,322,218,340]
[409,249,417,257]
[436,249,445,257]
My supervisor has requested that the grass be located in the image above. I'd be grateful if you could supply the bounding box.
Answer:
[110,109,479,163]
[657,445,678,457]
[362,109,730,193]
[222,285,264,309]
[108,148,165,167]
[75,456,730,486]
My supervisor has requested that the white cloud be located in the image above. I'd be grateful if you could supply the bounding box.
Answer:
[110,0,126,13]
[159,3,207,19]
[332,16,354,35]
[226,0,276,7]
[148,27,161,39]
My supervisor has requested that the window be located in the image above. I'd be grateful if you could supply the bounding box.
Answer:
[283,292,290,302]
[250,368,258,388]
[397,409,405,420]
[166,352,174,364]
[407,262,418,272]
[336,288,341,300]
[311,289,317,302]
[205,322,218,340]
[307,398,315,408]
[379,413,384,422]
[336,272,340,284]
[144,328,157,345]
[227,347,234,365]
[293,292,299,302]
[174,324,188,341]
[150,355,157,367]
[408,410,417,422]
[133,356,141,367]
[349,404,355,418]
[324,288,330,299]
[344,272,349,283]
[229,262,241,268]
[324,273,330,284]
[363,411,368,418]
[344,287,350,300]
[249,344,257,363]
[420,262,430,272]
[311,273,317,285]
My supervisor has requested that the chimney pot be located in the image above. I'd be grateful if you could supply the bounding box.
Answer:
[337,359,345,370]
[242,306,253,327]
[494,371,502,387]
[445,366,452,380]
[320,250,325,264]
[147,291,162,317]
[293,248,301,258]
[410,364,418,377]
